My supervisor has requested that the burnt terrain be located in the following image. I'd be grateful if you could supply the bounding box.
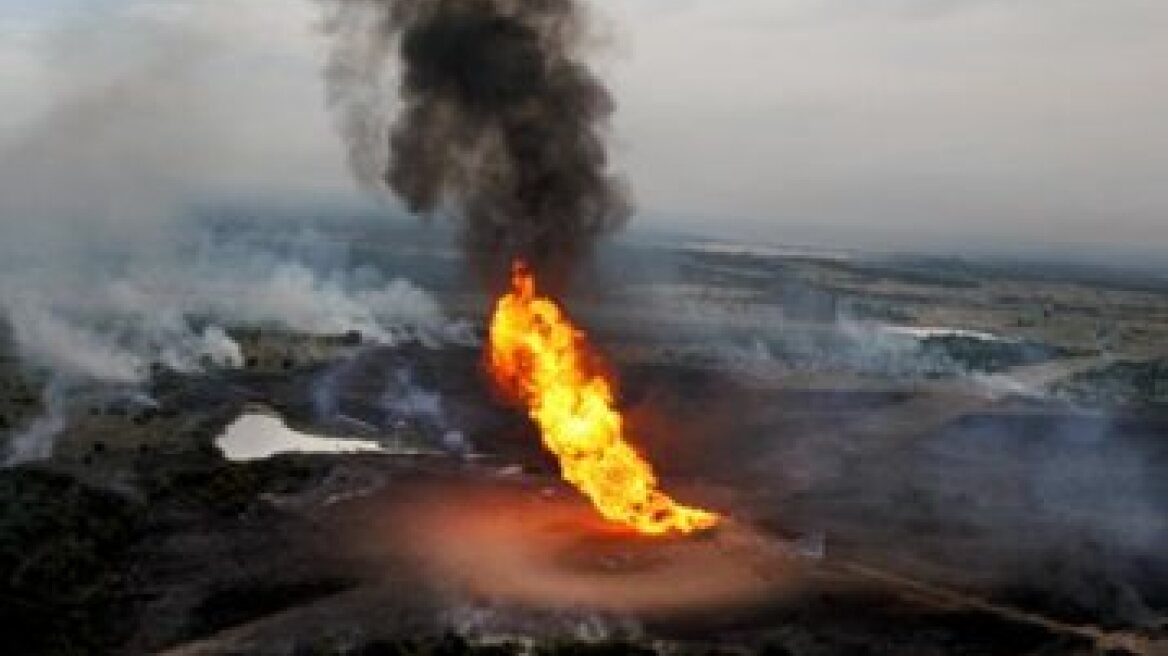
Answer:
[2,225,1167,654]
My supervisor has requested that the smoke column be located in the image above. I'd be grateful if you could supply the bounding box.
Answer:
[325,0,631,287]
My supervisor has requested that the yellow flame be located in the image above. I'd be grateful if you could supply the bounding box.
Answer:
[487,261,718,535]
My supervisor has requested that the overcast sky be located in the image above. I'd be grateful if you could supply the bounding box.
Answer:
[2,0,1166,260]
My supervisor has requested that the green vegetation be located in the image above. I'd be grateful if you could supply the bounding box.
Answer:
[918,335,1071,374]
[1053,358,1168,408]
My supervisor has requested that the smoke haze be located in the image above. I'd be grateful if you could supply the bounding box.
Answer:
[5,1,1168,263]
[0,3,468,386]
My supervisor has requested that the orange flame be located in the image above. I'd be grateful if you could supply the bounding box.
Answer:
[487,261,718,535]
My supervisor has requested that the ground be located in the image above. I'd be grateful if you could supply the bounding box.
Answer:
[1,222,1166,654]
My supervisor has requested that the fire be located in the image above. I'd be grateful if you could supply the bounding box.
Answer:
[487,261,718,535]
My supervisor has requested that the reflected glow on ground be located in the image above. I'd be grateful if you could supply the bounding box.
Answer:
[372,483,810,615]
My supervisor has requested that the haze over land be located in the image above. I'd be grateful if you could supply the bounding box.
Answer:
[1,0,1167,265]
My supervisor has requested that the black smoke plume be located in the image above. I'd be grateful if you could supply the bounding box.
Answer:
[325,0,631,288]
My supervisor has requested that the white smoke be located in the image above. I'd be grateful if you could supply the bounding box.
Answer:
[0,251,468,385]
[440,601,642,645]
[0,1,479,386]
[381,367,471,455]
[199,325,244,369]
[4,379,67,466]
[190,260,455,346]
[310,357,474,455]
[0,273,242,383]
[4,302,148,384]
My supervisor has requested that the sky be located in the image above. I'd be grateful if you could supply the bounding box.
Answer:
[1,0,1167,261]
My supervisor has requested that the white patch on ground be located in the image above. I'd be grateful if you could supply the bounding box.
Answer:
[680,239,852,262]
[215,412,388,462]
[880,325,1009,342]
